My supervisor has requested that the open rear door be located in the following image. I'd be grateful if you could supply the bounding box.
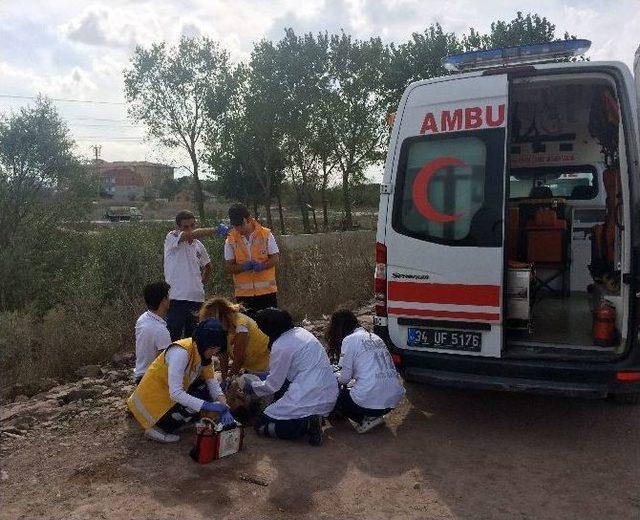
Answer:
[635,45,640,125]
[385,73,509,357]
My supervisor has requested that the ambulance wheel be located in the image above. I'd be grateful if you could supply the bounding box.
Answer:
[610,393,640,405]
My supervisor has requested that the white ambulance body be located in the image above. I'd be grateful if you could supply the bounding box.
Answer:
[375,41,640,399]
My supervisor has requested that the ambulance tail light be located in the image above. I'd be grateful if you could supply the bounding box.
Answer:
[442,39,591,72]
[374,242,387,317]
[616,371,640,382]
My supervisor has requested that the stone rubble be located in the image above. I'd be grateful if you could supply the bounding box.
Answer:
[0,304,374,453]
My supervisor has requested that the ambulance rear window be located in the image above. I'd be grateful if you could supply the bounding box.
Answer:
[509,166,598,200]
[392,129,505,247]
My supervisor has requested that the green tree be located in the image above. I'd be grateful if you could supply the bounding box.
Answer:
[462,12,558,50]
[124,36,237,222]
[386,23,461,107]
[276,29,330,233]
[325,33,391,229]
[0,97,95,310]
[206,55,289,232]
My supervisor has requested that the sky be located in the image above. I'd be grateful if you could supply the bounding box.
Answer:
[1,0,638,177]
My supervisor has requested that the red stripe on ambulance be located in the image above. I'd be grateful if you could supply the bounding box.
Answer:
[388,281,500,307]
[387,307,500,322]
[420,104,505,135]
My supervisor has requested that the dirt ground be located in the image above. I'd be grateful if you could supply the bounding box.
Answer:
[2,382,639,520]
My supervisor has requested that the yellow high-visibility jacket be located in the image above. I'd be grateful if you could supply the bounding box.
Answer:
[127,338,214,430]
[228,312,270,372]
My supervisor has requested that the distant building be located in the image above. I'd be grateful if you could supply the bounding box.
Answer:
[102,167,144,201]
[97,160,174,199]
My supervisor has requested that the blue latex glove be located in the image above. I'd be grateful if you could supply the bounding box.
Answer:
[216,223,229,237]
[220,410,235,427]
[252,371,269,381]
[239,261,254,272]
[201,401,229,413]
[252,261,266,272]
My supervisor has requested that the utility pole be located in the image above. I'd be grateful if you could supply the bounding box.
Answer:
[92,145,102,197]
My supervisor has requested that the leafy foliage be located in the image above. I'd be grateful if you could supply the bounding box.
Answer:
[124,37,239,221]
[0,97,96,311]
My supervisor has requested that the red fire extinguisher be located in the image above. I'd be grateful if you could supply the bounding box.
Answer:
[190,418,217,464]
[593,300,617,347]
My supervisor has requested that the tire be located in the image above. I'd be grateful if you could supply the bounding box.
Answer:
[610,393,640,405]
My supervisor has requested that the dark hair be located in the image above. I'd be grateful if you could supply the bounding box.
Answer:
[193,318,227,365]
[175,210,195,226]
[228,203,250,227]
[326,309,360,358]
[143,281,170,311]
[255,308,294,348]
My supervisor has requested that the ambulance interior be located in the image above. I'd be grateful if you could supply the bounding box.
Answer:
[504,74,629,358]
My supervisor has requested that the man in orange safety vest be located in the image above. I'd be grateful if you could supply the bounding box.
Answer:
[224,203,280,318]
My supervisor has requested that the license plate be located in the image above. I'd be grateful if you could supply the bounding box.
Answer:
[407,327,482,352]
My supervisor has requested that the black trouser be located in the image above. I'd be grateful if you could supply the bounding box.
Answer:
[254,413,311,440]
[236,292,278,319]
[155,379,209,434]
[166,299,201,341]
[334,387,390,425]
[253,379,312,440]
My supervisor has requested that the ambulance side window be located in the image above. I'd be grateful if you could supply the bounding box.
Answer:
[392,129,505,247]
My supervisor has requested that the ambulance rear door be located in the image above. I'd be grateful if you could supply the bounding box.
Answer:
[385,73,508,357]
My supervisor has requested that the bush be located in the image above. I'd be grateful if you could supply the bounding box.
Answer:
[0,225,375,392]
[277,230,375,318]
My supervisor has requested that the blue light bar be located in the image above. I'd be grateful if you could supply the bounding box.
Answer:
[443,39,591,72]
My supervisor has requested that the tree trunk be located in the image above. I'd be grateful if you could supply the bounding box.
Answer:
[276,186,286,235]
[191,155,206,223]
[321,164,329,231]
[263,176,273,229]
[299,198,311,233]
[341,167,353,230]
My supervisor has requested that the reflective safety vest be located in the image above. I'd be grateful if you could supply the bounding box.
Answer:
[127,338,214,430]
[228,312,270,372]
[227,220,277,297]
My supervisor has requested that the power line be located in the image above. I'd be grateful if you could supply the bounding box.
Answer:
[71,123,142,128]
[70,117,135,123]
[0,94,126,105]
[75,137,147,141]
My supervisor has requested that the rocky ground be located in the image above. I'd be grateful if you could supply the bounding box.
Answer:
[1,309,639,519]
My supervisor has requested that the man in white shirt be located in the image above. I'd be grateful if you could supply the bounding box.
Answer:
[134,281,172,384]
[164,210,227,341]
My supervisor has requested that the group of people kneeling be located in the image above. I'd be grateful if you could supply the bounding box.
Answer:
[128,286,405,447]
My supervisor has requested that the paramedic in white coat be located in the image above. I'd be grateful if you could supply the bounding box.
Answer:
[326,309,405,433]
[243,308,338,446]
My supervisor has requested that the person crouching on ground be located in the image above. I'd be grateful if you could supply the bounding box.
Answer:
[127,318,235,443]
[326,309,405,433]
[199,297,270,382]
[134,281,172,385]
[243,308,338,446]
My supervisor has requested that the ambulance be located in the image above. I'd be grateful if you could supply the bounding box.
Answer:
[374,40,640,402]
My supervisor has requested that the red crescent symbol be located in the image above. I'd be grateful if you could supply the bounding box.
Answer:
[411,156,466,223]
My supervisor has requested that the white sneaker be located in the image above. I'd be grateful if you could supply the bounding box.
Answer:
[144,427,180,443]
[351,416,385,434]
